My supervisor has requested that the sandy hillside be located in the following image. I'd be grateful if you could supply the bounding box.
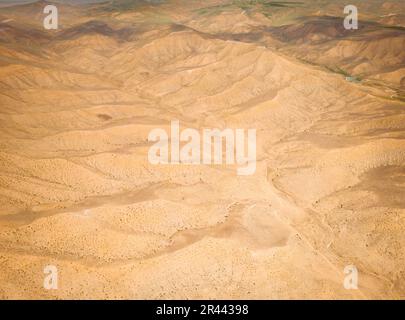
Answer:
[0,0,404,299]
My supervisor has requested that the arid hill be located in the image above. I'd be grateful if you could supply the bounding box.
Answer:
[0,0,404,299]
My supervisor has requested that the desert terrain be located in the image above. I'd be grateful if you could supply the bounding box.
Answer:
[0,0,404,299]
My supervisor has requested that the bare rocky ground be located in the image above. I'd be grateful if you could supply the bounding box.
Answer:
[0,0,404,299]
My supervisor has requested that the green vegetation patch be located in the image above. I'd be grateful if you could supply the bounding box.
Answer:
[195,1,304,16]
[104,0,164,12]
[234,0,304,9]
[194,4,234,16]
[325,66,364,82]
[383,25,405,31]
